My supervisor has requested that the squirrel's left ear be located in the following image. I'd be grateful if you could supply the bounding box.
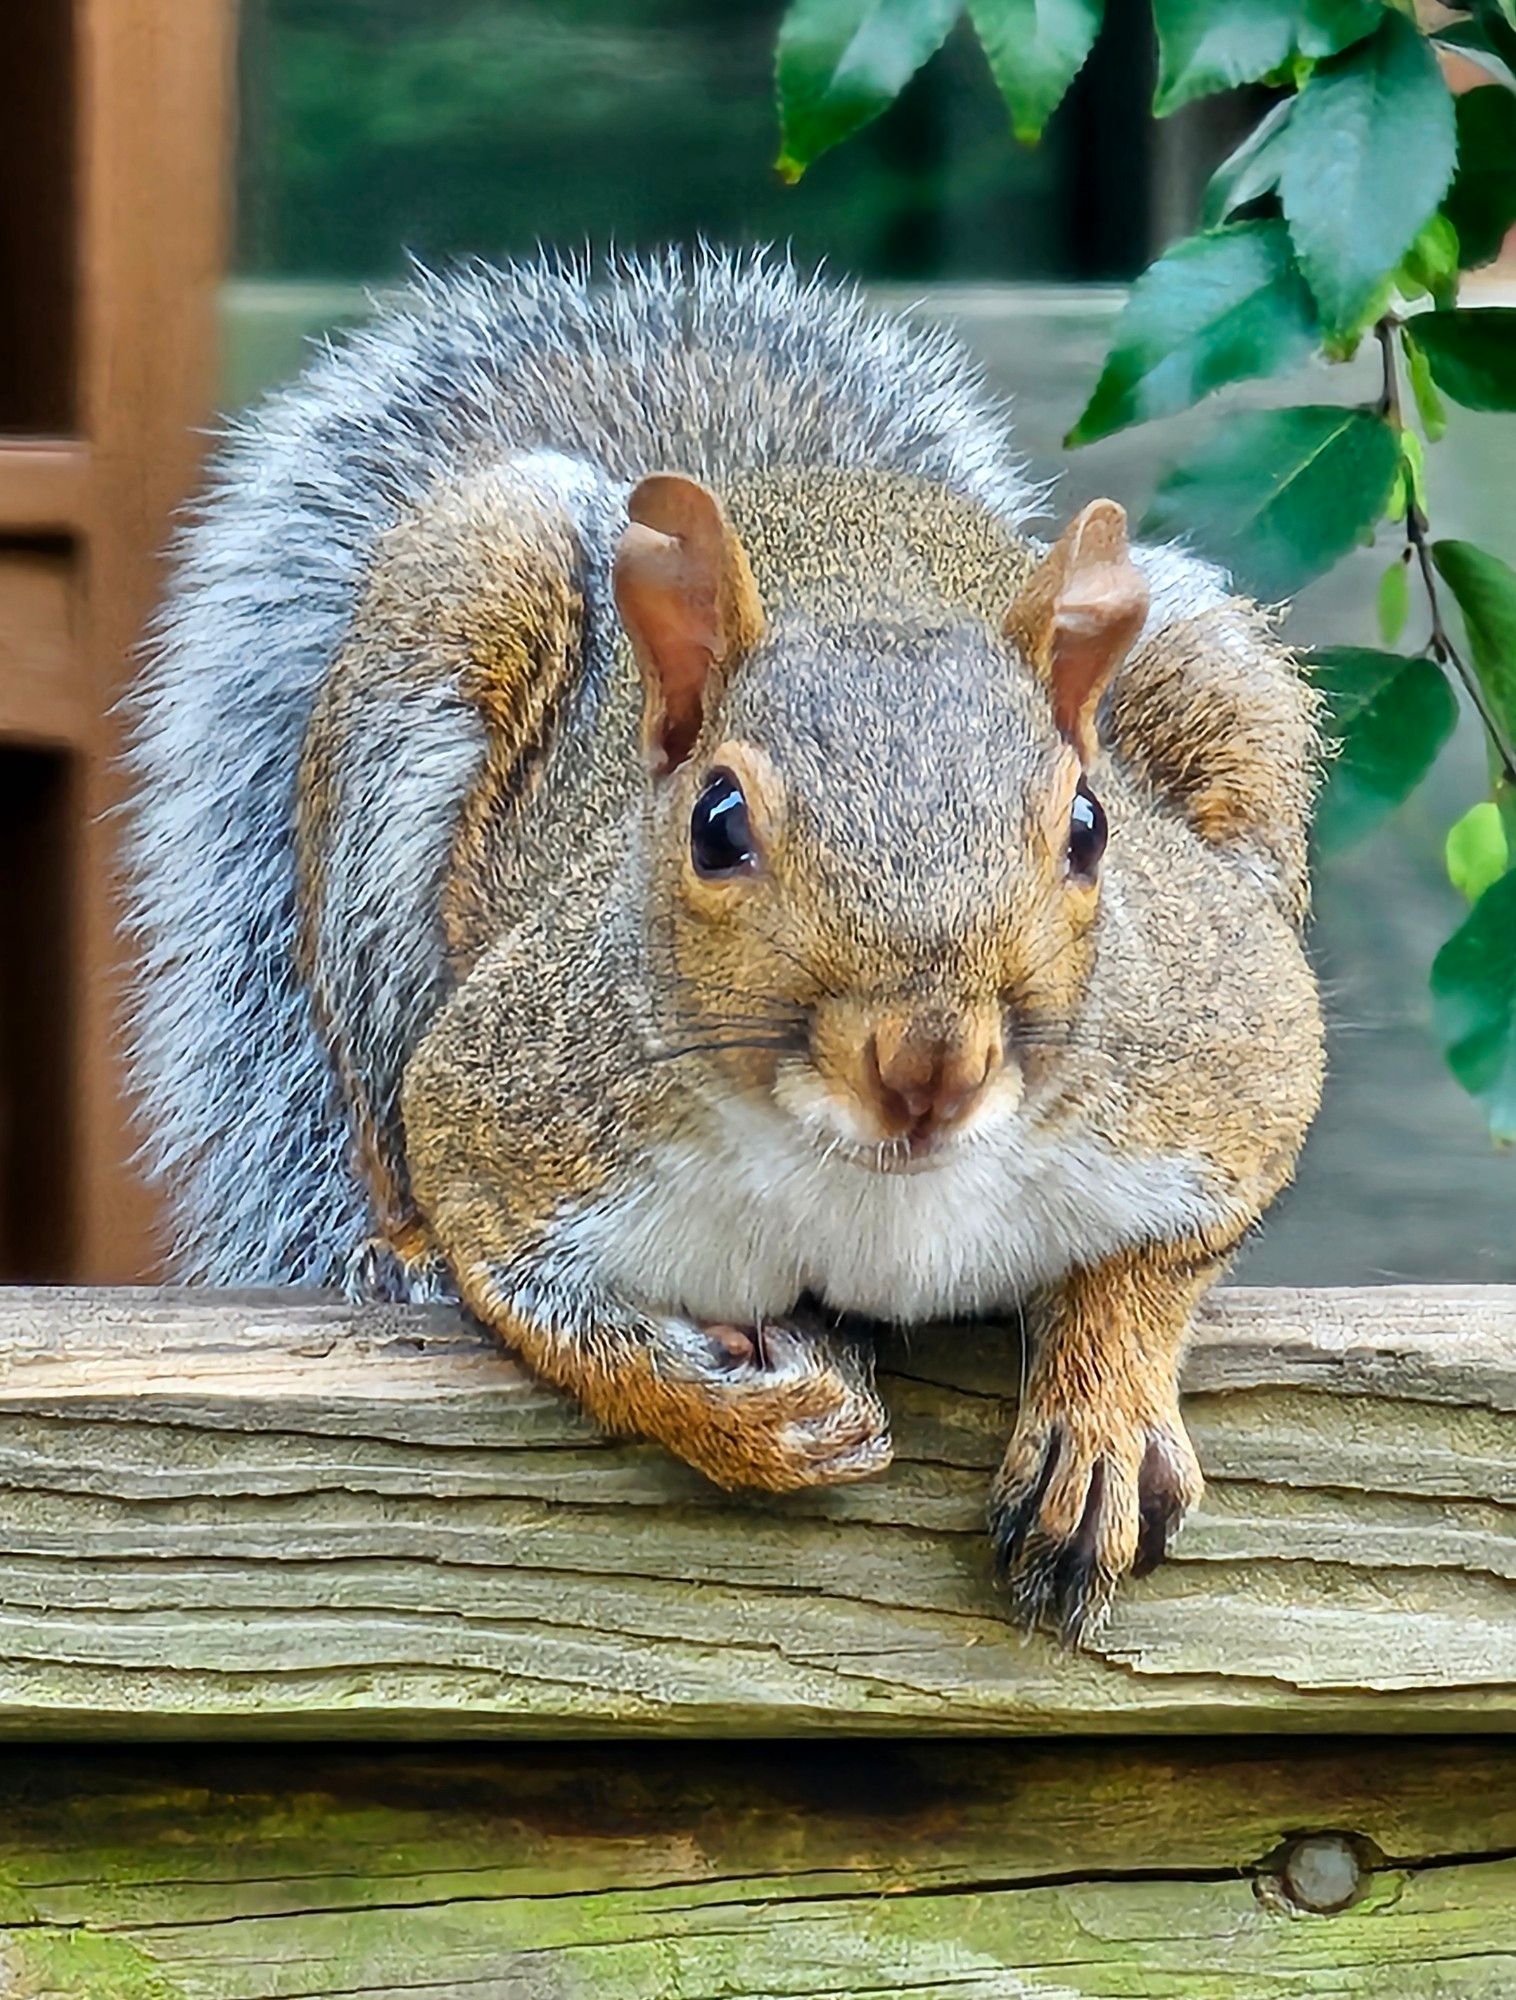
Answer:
[1005,498,1149,766]
[614,473,765,774]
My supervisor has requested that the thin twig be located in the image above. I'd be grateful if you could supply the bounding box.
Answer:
[1377,318,1516,789]
[1376,317,1403,430]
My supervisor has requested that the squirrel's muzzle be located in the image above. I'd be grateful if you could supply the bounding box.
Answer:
[812,1001,1009,1158]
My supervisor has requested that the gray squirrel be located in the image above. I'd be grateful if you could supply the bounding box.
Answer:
[127,249,1323,1640]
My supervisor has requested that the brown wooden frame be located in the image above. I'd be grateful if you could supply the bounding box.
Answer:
[0,0,232,1281]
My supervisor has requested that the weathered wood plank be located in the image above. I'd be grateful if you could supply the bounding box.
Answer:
[1,1740,1514,1996]
[0,1285,1511,1735]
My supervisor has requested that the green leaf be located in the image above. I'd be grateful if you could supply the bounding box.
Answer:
[1447,801,1512,904]
[1278,13,1458,338]
[1409,309,1516,411]
[1399,427,1428,516]
[1404,329,1449,440]
[967,0,1103,143]
[775,0,960,179]
[1435,19,1516,89]
[1309,646,1458,849]
[1152,0,1380,117]
[1474,0,1516,72]
[1142,406,1401,601]
[1384,460,1408,524]
[1378,556,1412,643]
[1431,866,1516,1142]
[1446,88,1516,269]
[1201,99,1293,228]
[1395,212,1461,306]
[1065,223,1318,446]
[1432,538,1516,742]
[1500,773,1516,851]
[1319,276,1396,362]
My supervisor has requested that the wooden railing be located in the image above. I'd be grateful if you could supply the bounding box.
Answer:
[0,1283,1511,1994]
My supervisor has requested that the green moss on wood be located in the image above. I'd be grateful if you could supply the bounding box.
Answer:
[2,1930,184,2000]
[0,1742,1514,1996]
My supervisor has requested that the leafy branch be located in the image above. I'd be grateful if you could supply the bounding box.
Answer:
[771,0,1516,1142]
[1377,315,1516,791]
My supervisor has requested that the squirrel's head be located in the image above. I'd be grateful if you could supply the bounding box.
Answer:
[613,469,1148,1171]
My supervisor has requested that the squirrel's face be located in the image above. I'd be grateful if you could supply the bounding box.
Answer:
[649,666,1106,1170]
[615,473,1146,1172]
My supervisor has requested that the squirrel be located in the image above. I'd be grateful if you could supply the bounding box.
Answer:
[126,248,1324,1641]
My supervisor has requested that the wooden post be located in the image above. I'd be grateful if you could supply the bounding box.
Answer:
[0,1,233,1285]
[72,0,235,1282]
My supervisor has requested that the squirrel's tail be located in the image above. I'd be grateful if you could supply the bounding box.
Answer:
[123,246,1032,1288]
[123,376,381,1286]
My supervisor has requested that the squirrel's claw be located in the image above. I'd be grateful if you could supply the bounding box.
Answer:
[1132,1434,1195,1578]
[988,1405,1201,1645]
[343,1232,457,1306]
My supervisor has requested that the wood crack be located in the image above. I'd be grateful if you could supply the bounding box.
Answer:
[11,1844,1516,1938]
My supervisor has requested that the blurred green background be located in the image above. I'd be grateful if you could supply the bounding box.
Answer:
[234,0,1147,286]
[228,0,1514,1284]
[227,0,1212,400]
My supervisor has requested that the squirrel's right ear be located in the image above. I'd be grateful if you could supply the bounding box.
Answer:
[1005,499,1149,766]
[614,474,765,774]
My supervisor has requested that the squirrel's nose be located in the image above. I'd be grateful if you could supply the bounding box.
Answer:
[865,1017,1001,1143]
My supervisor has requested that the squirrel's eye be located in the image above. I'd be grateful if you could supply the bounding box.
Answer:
[691,769,757,878]
[1067,779,1107,881]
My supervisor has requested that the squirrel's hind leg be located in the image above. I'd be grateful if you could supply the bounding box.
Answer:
[343,1228,458,1306]
[989,1237,1232,1645]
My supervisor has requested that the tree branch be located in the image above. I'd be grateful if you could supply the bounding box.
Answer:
[1377,319,1516,791]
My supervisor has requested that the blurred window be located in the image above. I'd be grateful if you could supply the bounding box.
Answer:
[238,3,1181,275]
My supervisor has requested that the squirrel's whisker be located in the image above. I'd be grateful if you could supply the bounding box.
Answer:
[644,1035,806,1065]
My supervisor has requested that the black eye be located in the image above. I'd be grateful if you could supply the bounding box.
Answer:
[691,769,757,878]
[1067,779,1107,880]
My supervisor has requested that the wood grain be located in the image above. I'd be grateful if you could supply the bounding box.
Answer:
[0,1284,1511,1737]
[0,1738,1514,1996]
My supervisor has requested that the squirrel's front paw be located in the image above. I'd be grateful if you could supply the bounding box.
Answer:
[647,1317,892,1494]
[987,1392,1202,1644]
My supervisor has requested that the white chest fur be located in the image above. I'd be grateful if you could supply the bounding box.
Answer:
[555,1095,1227,1325]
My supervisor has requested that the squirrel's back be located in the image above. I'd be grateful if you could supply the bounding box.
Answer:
[126,249,1037,1286]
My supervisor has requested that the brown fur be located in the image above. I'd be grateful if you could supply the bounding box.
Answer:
[298,462,1324,1632]
[1108,601,1318,925]
[458,1252,890,1492]
[296,666,411,1241]
[1005,499,1149,764]
[295,471,589,1254]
